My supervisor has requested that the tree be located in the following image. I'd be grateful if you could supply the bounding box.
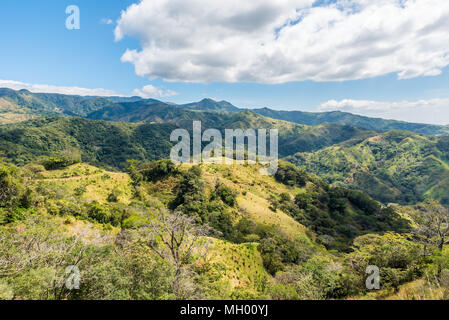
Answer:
[214,181,238,207]
[172,166,208,221]
[144,210,211,298]
[41,148,82,170]
[274,161,307,187]
[139,159,178,182]
[0,215,91,299]
[413,200,449,282]
[345,233,421,293]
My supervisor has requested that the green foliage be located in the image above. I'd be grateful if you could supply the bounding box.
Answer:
[76,239,174,300]
[172,166,208,221]
[288,131,449,205]
[85,201,125,226]
[0,155,440,300]
[213,181,238,207]
[0,159,34,224]
[275,179,411,250]
[40,148,82,170]
[345,233,423,293]
[138,159,178,182]
[0,117,176,169]
[107,187,121,203]
[231,217,314,274]
[74,184,87,196]
[274,161,307,187]
[0,107,377,169]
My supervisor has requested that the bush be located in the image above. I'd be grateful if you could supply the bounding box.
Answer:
[86,202,122,226]
[0,161,30,209]
[23,163,45,175]
[41,148,82,170]
[214,182,238,207]
[274,161,307,187]
[74,184,87,196]
[139,160,178,182]
[172,166,207,221]
[107,187,122,203]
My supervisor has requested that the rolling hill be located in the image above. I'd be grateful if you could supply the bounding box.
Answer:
[0,88,445,300]
[252,108,449,136]
[0,111,376,168]
[286,130,449,206]
[0,155,415,299]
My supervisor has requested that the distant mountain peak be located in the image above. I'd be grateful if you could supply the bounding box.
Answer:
[178,98,240,112]
[200,98,216,102]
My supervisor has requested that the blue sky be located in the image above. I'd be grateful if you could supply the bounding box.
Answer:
[0,0,449,124]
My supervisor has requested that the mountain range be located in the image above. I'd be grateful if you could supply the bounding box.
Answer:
[1,88,448,135]
[0,87,448,300]
[1,87,449,206]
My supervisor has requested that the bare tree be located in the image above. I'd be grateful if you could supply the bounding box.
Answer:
[144,210,212,298]
[413,200,449,282]
[0,215,94,300]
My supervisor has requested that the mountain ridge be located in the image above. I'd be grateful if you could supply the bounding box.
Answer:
[0,88,447,136]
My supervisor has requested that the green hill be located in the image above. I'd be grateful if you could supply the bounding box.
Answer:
[286,130,449,206]
[0,113,376,167]
[0,117,176,168]
[0,88,118,118]
[252,108,449,136]
[0,156,419,300]
[177,98,241,112]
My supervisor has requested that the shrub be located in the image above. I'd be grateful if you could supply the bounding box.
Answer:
[274,161,307,187]
[139,160,178,182]
[214,182,238,207]
[41,148,82,170]
[107,187,122,203]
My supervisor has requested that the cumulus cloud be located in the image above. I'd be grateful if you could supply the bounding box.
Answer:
[319,98,449,125]
[0,80,124,97]
[114,0,449,84]
[132,84,178,98]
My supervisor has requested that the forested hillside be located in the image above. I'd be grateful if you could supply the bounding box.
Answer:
[287,130,449,206]
[1,88,449,300]
[0,117,176,168]
[253,108,449,136]
[0,113,375,168]
[3,155,441,300]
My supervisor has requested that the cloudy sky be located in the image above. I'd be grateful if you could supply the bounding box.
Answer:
[1,0,449,124]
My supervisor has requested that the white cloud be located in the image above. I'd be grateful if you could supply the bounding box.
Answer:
[115,0,449,84]
[319,98,449,125]
[0,80,179,100]
[0,80,124,97]
[132,85,179,98]
[101,18,113,25]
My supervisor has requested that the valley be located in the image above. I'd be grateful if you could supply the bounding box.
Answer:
[0,88,448,301]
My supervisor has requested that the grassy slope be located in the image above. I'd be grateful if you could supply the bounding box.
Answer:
[26,162,316,294]
[201,162,309,239]
[32,163,134,204]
